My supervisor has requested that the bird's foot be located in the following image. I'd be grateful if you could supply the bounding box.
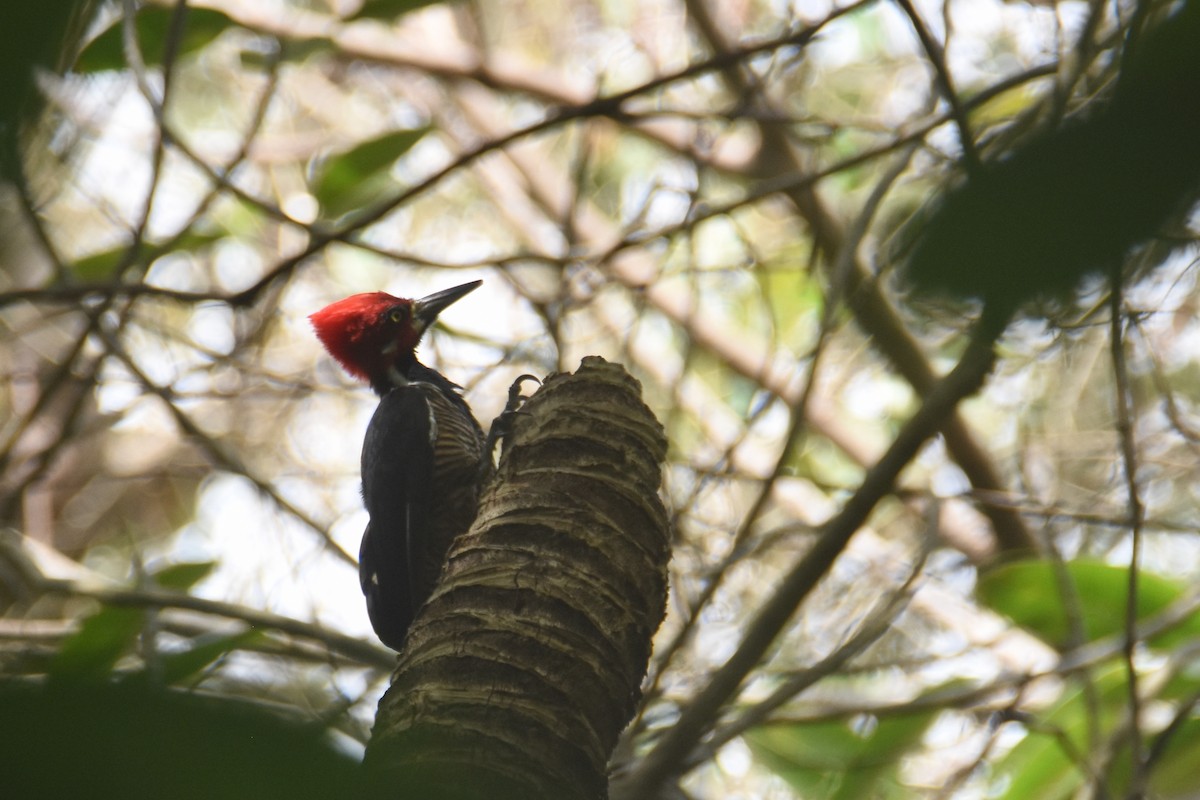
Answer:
[483,374,540,469]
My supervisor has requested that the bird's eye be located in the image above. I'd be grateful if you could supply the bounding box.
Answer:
[389,307,408,324]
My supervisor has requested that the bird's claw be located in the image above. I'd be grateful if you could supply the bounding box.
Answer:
[504,374,540,411]
[483,374,541,471]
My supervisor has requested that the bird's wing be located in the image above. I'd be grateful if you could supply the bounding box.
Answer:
[359,386,436,650]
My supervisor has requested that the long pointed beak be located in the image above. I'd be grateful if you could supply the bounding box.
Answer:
[412,279,482,329]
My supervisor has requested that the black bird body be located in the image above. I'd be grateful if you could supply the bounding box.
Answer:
[310,280,486,650]
[359,365,487,649]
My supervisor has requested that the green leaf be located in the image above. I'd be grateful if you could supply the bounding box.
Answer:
[160,631,260,685]
[69,231,224,281]
[311,128,429,218]
[746,709,936,800]
[966,83,1040,130]
[50,606,144,681]
[171,229,226,254]
[1160,663,1200,704]
[1146,719,1200,798]
[77,7,238,73]
[151,561,217,591]
[240,36,335,68]
[70,246,127,282]
[976,559,1198,650]
[121,630,263,688]
[349,0,447,22]
[991,665,1128,800]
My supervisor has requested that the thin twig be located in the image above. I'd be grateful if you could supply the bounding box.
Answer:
[893,0,980,172]
[1109,267,1146,794]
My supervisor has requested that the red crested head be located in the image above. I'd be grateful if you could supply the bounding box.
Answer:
[309,291,413,383]
[309,280,481,391]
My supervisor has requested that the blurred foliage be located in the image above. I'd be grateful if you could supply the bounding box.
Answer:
[0,679,363,799]
[76,6,240,73]
[349,0,452,22]
[978,559,1200,650]
[0,1,97,178]
[903,0,1200,308]
[746,708,938,799]
[0,0,1199,797]
[311,127,429,219]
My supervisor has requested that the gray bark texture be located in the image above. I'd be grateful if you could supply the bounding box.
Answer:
[366,356,670,800]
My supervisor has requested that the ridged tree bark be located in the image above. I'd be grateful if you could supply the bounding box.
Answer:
[365,356,670,800]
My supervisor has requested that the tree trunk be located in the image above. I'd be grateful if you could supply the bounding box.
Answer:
[365,357,670,800]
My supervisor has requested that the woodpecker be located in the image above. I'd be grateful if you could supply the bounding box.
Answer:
[309,280,486,650]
